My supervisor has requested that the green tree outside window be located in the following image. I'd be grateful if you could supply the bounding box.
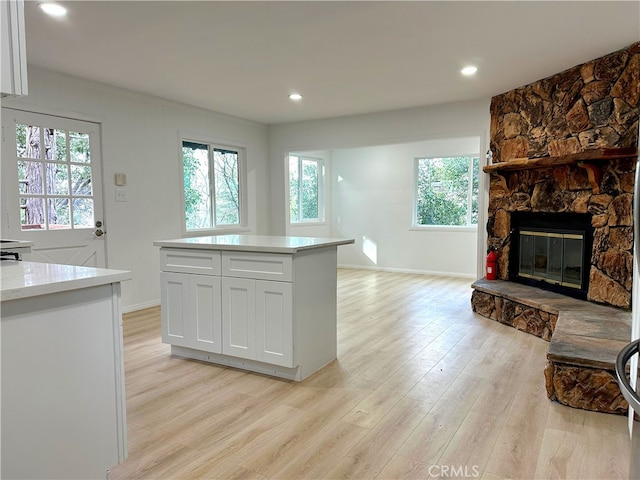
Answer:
[415,156,479,226]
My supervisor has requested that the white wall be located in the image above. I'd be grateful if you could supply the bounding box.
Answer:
[2,71,491,310]
[331,137,480,277]
[1,67,270,311]
[269,99,491,278]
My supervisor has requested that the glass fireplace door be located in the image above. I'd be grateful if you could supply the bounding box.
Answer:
[518,230,584,289]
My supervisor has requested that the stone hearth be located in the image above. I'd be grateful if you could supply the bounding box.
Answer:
[472,279,631,414]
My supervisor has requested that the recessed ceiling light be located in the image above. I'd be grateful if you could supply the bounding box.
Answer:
[39,2,67,17]
[461,66,478,76]
[289,93,303,101]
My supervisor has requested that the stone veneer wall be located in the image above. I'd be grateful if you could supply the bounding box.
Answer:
[487,42,640,309]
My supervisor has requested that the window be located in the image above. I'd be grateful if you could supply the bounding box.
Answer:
[15,123,95,230]
[414,155,479,226]
[182,140,244,232]
[288,155,324,223]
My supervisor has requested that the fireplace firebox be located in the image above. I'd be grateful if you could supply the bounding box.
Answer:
[509,212,593,300]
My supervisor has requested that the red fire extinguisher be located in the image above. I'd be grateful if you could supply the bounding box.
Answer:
[486,247,498,280]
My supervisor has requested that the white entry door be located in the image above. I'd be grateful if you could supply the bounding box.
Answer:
[1,108,106,267]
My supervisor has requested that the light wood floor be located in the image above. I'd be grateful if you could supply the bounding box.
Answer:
[110,269,631,480]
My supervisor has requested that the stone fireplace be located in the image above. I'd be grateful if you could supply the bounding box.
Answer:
[485,41,639,309]
[487,157,635,308]
[471,42,638,414]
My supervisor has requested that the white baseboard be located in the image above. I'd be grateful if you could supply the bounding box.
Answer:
[337,263,476,279]
[122,299,160,314]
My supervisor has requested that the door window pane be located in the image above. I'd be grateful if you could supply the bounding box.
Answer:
[70,165,93,196]
[16,124,28,157]
[18,161,44,194]
[69,132,91,163]
[47,164,70,195]
[20,197,45,229]
[48,198,71,229]
[44,128,67,161]
[17,125,42,159]
[72,198,94,227]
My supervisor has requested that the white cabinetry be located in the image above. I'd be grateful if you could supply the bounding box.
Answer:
[156,236,350,381]
[160,249,222,353]
[221,251,293,367]
[256,279,293,366]
[1,0,28,97]
[160,248,294,367]
[161,272,222,353]
[1,262,130,479]
[221,276,256,359]
[221,275,293,367]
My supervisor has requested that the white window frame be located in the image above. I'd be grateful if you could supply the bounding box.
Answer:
[411,154,479,231]
[179,135,248,235]
[287,154,325,225]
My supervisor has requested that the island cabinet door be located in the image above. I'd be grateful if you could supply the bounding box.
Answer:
[161,272,191,348]
[222,277,256,360]
[256,280,294,367]
[161,272,222,353]
[190,275,222,354]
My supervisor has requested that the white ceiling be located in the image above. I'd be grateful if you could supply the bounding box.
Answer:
[24,1,640,125]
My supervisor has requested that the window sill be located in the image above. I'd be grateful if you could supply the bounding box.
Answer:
[289,221,326,228]
[409,225,478,233]
[183,227,251,237]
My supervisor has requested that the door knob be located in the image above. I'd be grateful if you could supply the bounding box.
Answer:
[95,228,105,237]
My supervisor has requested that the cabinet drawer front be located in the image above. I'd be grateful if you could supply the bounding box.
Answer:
[222,252,292,282]
[160,248,221,275]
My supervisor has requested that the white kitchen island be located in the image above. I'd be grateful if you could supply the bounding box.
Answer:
[1,261,130,479]
[153,235,354,381]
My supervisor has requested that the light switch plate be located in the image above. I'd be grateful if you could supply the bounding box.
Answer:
[115,188,127,202]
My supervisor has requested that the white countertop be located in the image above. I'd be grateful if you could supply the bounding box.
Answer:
[153,235,355,254]
[0,239,34,249]
[1,261,131,301]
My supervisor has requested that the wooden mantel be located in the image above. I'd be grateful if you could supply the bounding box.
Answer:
[484,147,638,195]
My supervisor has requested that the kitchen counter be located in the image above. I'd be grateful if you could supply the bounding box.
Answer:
[0,260,131,301]
[153,234,354,253]
[0,239,34,261]
[1,261,130,478]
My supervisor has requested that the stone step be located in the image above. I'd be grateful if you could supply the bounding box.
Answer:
[472,278,631,369]
[471,279,632,414]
